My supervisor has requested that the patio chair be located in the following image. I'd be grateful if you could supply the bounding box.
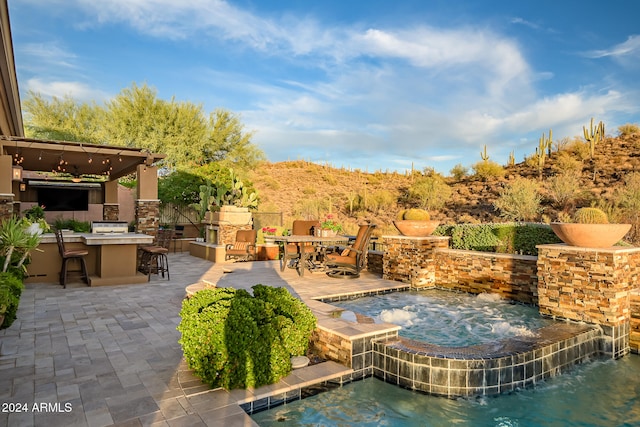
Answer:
[55,229,89,288]
[280,220,320,272]
[171,225,185,252]
[324,222,376,279]
[225,229,257,261]
[138,228,174,280]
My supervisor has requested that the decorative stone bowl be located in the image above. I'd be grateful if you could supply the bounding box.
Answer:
[393,220,440,237]
[550,223,631,248]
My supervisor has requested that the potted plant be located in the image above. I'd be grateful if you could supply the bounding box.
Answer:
[550,207,631,248]
[393,208,440,237]
[319,215,342,237]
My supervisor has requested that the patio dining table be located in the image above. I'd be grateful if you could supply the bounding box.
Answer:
[273,235,350,276]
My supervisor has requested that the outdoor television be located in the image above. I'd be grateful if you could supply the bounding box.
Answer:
[37,188,89,211]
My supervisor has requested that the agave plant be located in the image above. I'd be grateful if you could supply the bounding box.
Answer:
[0,217,42,273]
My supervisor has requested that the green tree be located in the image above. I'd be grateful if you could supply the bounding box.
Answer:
[22,83,265,172]
[23,92,104,143]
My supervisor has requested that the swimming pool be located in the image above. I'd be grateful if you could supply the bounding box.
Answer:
[251,355,640,426]
[331,289,557,347]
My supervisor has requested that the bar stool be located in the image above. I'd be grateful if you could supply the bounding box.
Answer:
[138,229,173,280]
[55,229,89,288]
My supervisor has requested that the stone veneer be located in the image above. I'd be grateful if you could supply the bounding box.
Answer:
[135,199,160,237]
[0,194,14,221]
[382,236,640,359]
[537,244,640,359]
[382,235,449,284]
[434,249,539,305]
[631,290,640,353]
[103,203,119,221]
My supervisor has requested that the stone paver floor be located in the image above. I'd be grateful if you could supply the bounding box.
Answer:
[0,253,403,427]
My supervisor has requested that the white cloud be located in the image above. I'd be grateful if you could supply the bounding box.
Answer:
[587,35,640,59]
[25,78,111,102]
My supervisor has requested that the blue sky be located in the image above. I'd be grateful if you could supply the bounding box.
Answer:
[8,0,640,174]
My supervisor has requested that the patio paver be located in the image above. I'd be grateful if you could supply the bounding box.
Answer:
[0,252,404,426]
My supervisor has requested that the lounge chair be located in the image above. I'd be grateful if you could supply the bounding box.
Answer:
[324,222,376,278]
[225,229,257,261]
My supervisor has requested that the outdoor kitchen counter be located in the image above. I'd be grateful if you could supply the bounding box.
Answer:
[28,232,154,286]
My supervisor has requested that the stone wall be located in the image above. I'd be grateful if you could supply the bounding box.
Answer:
[0,195,14,221]
[103,203,119,221]
[435,249,539,304]
[537,244,640,358]
[367,250,383,276]
[135,200,160,237]
[631,291,640,353]
[382,235,449,284]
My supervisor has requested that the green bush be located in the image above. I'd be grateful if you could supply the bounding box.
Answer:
[434,223,561,255]
[53,218,91,232]
[493,177,542,222]
[407,176,451,211]
[177,285,316,390]
[0,272,24,329]
[471,160,505,181]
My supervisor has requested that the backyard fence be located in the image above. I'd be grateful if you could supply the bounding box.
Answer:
[159,204,200,226]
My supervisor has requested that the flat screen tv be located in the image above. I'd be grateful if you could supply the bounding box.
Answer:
[37,188,89,211]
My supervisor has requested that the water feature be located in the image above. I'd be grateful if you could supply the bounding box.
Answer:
[332,289,558,347]
[251,355,640,426]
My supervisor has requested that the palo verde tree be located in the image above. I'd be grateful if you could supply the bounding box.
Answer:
[22,83,265,172]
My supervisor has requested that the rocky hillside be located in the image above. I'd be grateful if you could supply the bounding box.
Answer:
[248,131,640,238]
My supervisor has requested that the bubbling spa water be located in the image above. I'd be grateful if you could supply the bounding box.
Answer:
[332,289,557,346]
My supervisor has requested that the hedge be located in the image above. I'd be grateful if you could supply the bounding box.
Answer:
[0,271,24,329]
[177,285,316,390]
[433,223,562,256]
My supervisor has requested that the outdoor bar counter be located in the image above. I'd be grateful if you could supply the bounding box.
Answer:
[26,232,154,286]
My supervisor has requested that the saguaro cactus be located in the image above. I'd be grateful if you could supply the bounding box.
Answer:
[583,118,605,158]
[480,145,489,161]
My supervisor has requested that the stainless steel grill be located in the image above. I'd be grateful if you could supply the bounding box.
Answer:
[91,221,129,234]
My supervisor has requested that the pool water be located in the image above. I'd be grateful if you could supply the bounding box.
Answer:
[332,289,557,347]
[251,355,640,426]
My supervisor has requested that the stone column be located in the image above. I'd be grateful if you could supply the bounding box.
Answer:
[135,164,159,237]
[0,155,14,221]
[537,244,640,359]
[103,180,119,221]
[382,235,449,287]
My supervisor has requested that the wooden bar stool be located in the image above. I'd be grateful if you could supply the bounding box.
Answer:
[55,229,89,288]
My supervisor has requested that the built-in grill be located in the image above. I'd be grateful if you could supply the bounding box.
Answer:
[91,221,129,234]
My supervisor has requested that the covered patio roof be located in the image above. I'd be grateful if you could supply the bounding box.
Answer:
[1,136,166,180]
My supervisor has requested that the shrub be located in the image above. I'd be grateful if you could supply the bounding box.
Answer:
[493,178,542,222]
[574,207,608,224]
[471,160,505,181]
[545,172,584,210]
[434,223,561,255]
[177,285,316,390]
[618,123,640,137]
[408,176,451,211]
[53,218,91,232]
[0,272,24,329]
[449,164,469,181]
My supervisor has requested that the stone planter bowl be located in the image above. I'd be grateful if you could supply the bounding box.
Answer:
[550,223,631,248]
[393,220,440,237]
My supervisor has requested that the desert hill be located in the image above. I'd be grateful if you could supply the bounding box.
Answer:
[248,130,640,239]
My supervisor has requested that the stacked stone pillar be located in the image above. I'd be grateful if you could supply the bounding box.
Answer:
[135,164,159,238]
[382,235,449,287]
[537,244,640,358]
[103,179,119,221]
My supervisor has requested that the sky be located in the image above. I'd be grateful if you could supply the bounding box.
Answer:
[8,0,640,174]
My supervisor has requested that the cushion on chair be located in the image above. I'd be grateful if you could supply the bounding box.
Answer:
[233,241,249,250]
[63,249,89,258]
